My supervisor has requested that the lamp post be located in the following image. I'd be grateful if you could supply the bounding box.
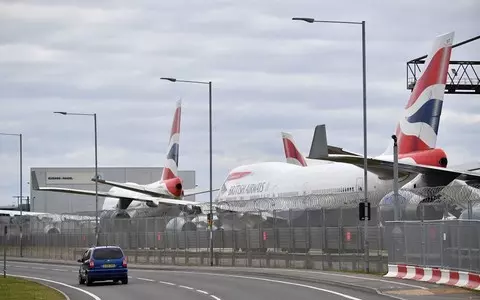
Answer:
[54,112,99,246]
[160,77,214,267]
[292,17,370,272]
[0,133,23,257]
[392,135,400,221]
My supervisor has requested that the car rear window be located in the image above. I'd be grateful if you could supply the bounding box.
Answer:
[92,248,123,259]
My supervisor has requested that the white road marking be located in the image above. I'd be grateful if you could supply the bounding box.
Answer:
[52,268,66,272]
[196,289,209,295]
[158,280,176,286]
[179,285,194,290]
[210,295,222,300]
[276,269,428,290]
[137,277,155,282]
[46,284,71,300]
[154,271,364,300]
[31,267,45,270]
[8,274,101,300]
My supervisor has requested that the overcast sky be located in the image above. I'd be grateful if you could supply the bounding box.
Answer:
[1,0,479,207]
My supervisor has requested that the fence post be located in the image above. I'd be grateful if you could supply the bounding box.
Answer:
[421,221,426,267]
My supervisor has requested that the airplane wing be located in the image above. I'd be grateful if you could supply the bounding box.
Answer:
[92,178,165,197]
[31,172,200,206]
[93,178,219,198]
[0,209,96,221]
[448,161,480,172]
[327,145,362,156]
[310,154,480,182]
[33,186,200,207]
[35,186,113,198]
[184,187,220,197]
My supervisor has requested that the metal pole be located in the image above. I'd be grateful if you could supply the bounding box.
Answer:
[3,226,7,278]
[94,113,99,246]
[209,81,214,267]
[361,20,369,273]
[392,135,399,221]
[19,134,23,257]
[291,18,369,272]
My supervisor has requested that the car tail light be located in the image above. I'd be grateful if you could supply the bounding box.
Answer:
[89,260,94,269]
[122,257,127,268]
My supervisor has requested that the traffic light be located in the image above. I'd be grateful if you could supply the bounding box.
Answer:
[359,202,371,221]
[207,213,213,227]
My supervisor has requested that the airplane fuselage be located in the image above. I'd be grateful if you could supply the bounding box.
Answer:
[215,160,417,206]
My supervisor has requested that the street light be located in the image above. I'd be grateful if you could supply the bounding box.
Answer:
[54,111,99,246]
[292,17,370,272]
[0,132,23,257]
[160,77,214,267]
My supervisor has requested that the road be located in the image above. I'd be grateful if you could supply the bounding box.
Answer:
[5,261,398,300]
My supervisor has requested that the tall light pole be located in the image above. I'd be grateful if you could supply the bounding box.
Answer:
[160,77,214,267]
[54,112,99,246]
[292,17,370,272]
[0,133,23,256]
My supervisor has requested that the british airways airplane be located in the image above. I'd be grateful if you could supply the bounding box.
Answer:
[2,100,214,234]
[211,31,480,226]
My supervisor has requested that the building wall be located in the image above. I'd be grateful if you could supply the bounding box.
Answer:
[30,167,195,214]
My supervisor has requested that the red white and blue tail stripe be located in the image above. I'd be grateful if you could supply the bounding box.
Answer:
[161,99,181,181]
[281,132,307,167]
[395,32,454,155]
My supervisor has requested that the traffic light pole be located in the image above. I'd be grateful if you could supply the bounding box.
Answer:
[3,226,7,278]
[207,213,213,266]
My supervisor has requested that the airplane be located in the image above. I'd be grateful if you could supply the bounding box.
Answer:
[211,31,480,227]
[281,129,480,222]
[29,99,215,222]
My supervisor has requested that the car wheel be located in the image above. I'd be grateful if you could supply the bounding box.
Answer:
[85,276,93,286]
[121,277,128,285]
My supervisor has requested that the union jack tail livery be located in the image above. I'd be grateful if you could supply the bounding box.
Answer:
[281,132,307,167]
[394,32,454,156]
[162,99,182,181]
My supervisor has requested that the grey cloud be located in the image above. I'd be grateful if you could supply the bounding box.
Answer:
[1,0,479,205]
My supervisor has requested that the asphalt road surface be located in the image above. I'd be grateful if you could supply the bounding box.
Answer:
[5,261,400,300]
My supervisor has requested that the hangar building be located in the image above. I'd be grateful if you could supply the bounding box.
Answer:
[30,167,196,214]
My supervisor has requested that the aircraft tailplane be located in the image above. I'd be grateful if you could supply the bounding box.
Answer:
[384,31,454,156]
[161,99,182,181]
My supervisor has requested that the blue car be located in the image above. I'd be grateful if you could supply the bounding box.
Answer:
[78,246,128,286]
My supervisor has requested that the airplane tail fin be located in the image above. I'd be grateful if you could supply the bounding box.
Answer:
[281,132,308,167]
[387,32,454,156]
[161,99,182,181]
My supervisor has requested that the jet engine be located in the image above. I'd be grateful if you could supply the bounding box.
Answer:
[44,224,61,234]
[165,217,197,232]
[379,189,445,222]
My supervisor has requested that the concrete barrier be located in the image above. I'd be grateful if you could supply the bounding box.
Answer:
[384,264,480,290]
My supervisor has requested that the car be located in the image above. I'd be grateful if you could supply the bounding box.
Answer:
[77,245,128,286]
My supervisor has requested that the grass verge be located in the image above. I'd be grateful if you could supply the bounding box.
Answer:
[0,276,65,300]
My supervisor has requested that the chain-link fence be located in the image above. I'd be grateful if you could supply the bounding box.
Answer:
[384,219,480,273]
[1,207,387,272]
[1,183,480,273]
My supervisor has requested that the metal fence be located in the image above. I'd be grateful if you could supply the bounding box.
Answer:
[384,219,480,273]
[1,183,480,274]
[2,207,388,272]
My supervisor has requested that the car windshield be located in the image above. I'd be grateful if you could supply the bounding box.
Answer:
[92,248,123,260]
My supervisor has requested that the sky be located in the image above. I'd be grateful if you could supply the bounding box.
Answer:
[0,0,479,207]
